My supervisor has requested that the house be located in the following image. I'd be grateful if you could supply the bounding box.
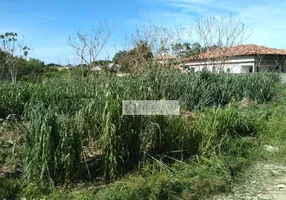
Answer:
[57,66,73,71]
[91,66,102,72]
[108,63,120,72]
[181,44,286,73]
[90,63,120,72]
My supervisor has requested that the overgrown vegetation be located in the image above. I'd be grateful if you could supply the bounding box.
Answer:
[0,15,284,199]
[0,68,282,199]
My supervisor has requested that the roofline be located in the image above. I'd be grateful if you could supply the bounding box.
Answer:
[184,53,286,62]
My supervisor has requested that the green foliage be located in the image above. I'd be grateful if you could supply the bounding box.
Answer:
[112,50,127,64]
[92,60,112,68]
[0,69,281,199]
[171,42,206,58]
[0,32,18,42]
[0,177,21,200]
[70,65,89,77]
[0,55,46,82]
[196,103,254,148]
[239,85,286,162]
[18,58,45,82]
[46,63,62,67]
[20,183,54,199]
[0,32,31,84]
[92,104,256,200]
[22,103,84,185]
[94,158,232,200]
[118,41,153,73]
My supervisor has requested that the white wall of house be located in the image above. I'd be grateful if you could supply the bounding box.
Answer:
[184,56,256,74]
[183,55,286,73]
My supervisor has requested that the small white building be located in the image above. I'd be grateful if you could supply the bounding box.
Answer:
[91,66,102,72]
[181,44,286,73]
[108,63,120,72]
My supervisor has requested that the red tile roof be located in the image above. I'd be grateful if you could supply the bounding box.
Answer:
[184,44,286,61]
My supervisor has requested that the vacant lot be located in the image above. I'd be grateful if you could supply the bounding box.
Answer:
[0,70,284,199]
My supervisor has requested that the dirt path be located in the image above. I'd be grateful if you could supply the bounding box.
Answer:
[212,162,286,200]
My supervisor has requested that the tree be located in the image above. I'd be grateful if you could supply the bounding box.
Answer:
[112,50,127,64]
[68,22,115,78]
[118,41,153,73]
[192,14,252,72]
[126,23,184,67]
[46,63,62,67]
[0,49,9,80]
[171,42,205,59]
[18,58,45,81]
[0,32,30,84]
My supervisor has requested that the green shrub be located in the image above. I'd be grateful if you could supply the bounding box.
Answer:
[0,177,21,200]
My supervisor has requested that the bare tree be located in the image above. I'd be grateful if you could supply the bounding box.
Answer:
[256,54,286,73]
[192,14,252,72]
[68,22,115,78]
[273,55,286,72]
[121,23,185,72]
[0,32,30,84]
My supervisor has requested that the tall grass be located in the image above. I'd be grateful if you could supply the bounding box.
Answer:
[0,69,280,185]
[22,103,84,185]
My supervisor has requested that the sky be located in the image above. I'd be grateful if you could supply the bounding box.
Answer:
[1,0,286,65]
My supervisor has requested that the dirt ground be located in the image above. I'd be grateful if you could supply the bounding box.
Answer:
[212,162,286,200]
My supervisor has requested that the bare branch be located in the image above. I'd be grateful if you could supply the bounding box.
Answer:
[68,22,115,77]
[192,13,253,72]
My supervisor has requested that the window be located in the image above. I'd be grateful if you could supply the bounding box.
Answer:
[241,65,253,73]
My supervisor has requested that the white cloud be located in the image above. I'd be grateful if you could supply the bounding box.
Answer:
[168,3,209,13]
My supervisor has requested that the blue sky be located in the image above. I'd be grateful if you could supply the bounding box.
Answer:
[1,0,286,64]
